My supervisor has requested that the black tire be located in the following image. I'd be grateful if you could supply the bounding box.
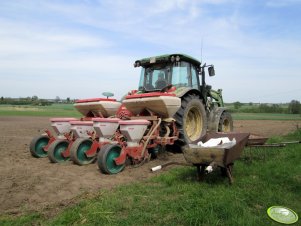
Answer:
[97,144,125,174]
[174,94,207,145]
[218,111,233,132]
[30,135,50,158]
[70,138,96,166]
[48,139,70,163]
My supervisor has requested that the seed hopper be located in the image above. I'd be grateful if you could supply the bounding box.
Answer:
[29,95,121,164]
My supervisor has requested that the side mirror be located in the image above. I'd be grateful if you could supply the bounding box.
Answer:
[208,66,215,77]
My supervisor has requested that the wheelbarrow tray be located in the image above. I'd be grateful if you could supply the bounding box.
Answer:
[247,134,268,146]
[182,132,250,167]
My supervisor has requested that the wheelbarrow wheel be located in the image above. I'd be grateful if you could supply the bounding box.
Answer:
[48,139,70,163]
[97,144,125,174]
[70,138,96,165]
[30,135,50,158]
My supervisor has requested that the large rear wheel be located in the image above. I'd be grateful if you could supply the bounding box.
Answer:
[30,135,50,158]
[70,138,96,165]
[174,94,207,145]
[97,144,125,174]
[218,111,233,132]
[48,139,70,163]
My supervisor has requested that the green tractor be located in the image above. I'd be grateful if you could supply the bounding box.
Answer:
[130,53,233,147]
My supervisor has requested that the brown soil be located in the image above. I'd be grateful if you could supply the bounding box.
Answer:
[0,116,300,215]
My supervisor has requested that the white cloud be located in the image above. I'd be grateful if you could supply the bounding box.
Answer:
[0,19,111,57]
[0,0,300,102]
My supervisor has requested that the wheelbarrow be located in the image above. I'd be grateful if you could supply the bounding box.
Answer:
[182,132,250,184]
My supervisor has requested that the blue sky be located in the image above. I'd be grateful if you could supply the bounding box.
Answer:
[0,0,300,103]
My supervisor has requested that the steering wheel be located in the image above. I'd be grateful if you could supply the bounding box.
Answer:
[160,84,173,93]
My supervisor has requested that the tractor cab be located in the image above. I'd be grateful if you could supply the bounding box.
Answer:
[135,54,201,94]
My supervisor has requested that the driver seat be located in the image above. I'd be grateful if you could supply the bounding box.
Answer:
[155,79,168,89]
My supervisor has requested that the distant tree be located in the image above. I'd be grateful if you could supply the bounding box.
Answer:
[259,104,268,113]
[66,97,70,103]
[55,96,61,103]
[249,102,253,106]
[1,96,3,101]
[32,95,38,101]
[288,100,301,114]
[234,101,243,109]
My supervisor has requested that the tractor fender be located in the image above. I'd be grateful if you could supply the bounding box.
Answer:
[175,87,202,99]
[207,107,227,132]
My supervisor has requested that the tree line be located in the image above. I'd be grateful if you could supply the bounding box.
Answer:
[0,96,73,106]
[229,100,301,114]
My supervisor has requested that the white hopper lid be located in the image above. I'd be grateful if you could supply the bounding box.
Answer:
[119,119,150,125]
[50,118,78,122]
[92,118,120,123]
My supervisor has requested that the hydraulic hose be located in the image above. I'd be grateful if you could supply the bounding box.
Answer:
[141,118,162,158]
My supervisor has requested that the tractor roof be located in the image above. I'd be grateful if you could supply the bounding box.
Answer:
[135,53,201,67]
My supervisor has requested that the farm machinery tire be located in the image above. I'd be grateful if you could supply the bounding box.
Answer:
[174,94,207,146]
[30,135,50,158]
[97,144,125,174]
[70,138,96,165]
[48,139,70,163]
[218,111,233,132]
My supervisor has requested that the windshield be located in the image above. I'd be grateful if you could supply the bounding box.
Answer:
[138,64,170,91]
[138,61,199,92]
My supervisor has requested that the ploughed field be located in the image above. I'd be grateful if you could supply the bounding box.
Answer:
[0,116,300,215]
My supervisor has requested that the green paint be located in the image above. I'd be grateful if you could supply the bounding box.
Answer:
[105,146,124,174]
[76,140,94,164]
[34,137,49,157]
[53,141,69,162]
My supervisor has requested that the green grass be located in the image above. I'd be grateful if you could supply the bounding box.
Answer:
[1,130,300,225]
[232,112,301,120]
[0,104,81,117]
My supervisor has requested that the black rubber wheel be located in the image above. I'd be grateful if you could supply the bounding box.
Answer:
[218,111,233,132]
[97,144,125,174]
[48,139,70,163]
[70,138,96,165]
[174,94,207,145]
[30,135,50,158]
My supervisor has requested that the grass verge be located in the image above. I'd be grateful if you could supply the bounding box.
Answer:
[1,130,300,225]
[232,113,301,120]
[0,104,81,117]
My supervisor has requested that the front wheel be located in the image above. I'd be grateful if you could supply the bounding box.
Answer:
[48,139,70,163]
[218,111,233,132]
[97,144,125,174]
[30,135,50,158]
[70,138,96,165]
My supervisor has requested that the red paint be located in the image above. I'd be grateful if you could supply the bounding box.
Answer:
[75,97,116,103]
[125,92,176,99]
[119,119,150,125]
[92,118,120,123]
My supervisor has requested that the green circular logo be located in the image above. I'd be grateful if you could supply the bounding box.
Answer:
[267,206,298,224]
